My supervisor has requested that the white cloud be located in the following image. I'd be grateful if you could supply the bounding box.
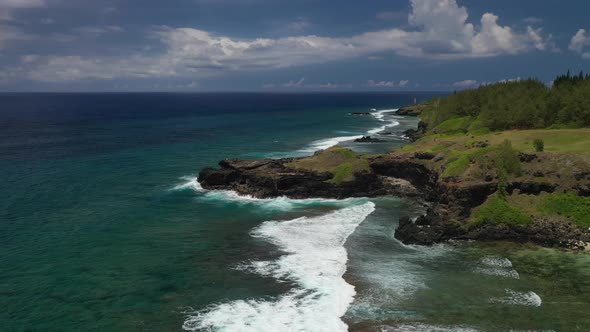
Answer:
[569,29,590,57]
[498,76,522,83]
[262,79,352,90]
[282,77,305,87]
[0,0,45,20]
[0,0,44,8]
[523,17,543,24]
[6,0,553,82]
[0,24,32,47]
[279,18,311,35]
[452,79,478,88]
[74,25,124,37]
[367,79,409,88]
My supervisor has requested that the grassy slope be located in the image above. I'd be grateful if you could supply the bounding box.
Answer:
[285,146,369,184]
[407,128,590,155]
[401,127,590,227]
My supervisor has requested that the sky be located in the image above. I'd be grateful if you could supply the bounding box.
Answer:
[1,0,590,91]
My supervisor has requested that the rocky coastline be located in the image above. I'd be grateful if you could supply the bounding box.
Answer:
[198,106,590,251]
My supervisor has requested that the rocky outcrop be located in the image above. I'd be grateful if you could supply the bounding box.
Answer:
[396,104,425,116]
[200,151,590,250]
[403,121,428,142]
[198,113,590,250]
[354,136,385,143]
[396,213,590,250]
[198,157,422,200]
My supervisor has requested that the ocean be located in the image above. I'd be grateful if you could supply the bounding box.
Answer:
[1,93,589,331]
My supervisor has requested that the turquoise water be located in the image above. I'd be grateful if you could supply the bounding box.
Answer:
[2,93,589,331]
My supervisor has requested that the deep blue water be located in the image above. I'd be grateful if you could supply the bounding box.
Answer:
[2,93,589,332]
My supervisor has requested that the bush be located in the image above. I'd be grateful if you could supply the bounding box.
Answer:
[533,139,544,152]
[497,140,522,175]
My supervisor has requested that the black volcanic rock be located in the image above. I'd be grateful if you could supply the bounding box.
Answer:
[354,136,385,143]
[198,155,423,200]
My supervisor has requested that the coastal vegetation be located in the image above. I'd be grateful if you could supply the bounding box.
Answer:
[285,146,369,184]
[199,71,590,249]
[471,195,533,226]
[421,71,590,132]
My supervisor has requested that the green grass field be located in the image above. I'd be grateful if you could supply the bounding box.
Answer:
[410,128,590,155]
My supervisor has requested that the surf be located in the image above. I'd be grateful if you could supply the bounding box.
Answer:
[182,202,376,331]
[171,176,368,211]
[297,108,401,154]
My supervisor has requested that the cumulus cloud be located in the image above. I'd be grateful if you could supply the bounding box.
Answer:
[569,29,590,58]
[4,0,554,82]
[367,80,409,88]
[452,79,478,89]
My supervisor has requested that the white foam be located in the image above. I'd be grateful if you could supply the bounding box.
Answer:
[490,289,542,307]
[381,323,479,332]
[295,108,401,154]
[371,108,398,121]
[172,176,367,211]
[475,256,520,279]
[368,109,400,135]
[301,135,365,153]
[183,202,376,332]
[481,256,513,268]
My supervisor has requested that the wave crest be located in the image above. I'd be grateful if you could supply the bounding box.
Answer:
[183,202,376,331]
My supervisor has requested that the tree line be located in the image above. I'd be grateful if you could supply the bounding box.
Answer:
[421,71,590,131]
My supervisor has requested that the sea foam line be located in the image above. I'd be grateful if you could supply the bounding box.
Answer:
[297,108,400,154]
[183,202,376,332]
[368,109,401,135]
[172,176,367,211]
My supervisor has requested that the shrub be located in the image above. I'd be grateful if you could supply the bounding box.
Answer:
[497,140,521,176]
[533,139,544,152]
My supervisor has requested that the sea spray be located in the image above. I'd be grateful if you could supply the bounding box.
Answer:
[183,202,376,331]
[172,176,368,211]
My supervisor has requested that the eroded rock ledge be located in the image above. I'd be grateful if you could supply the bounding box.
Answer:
[198,155,423,200]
